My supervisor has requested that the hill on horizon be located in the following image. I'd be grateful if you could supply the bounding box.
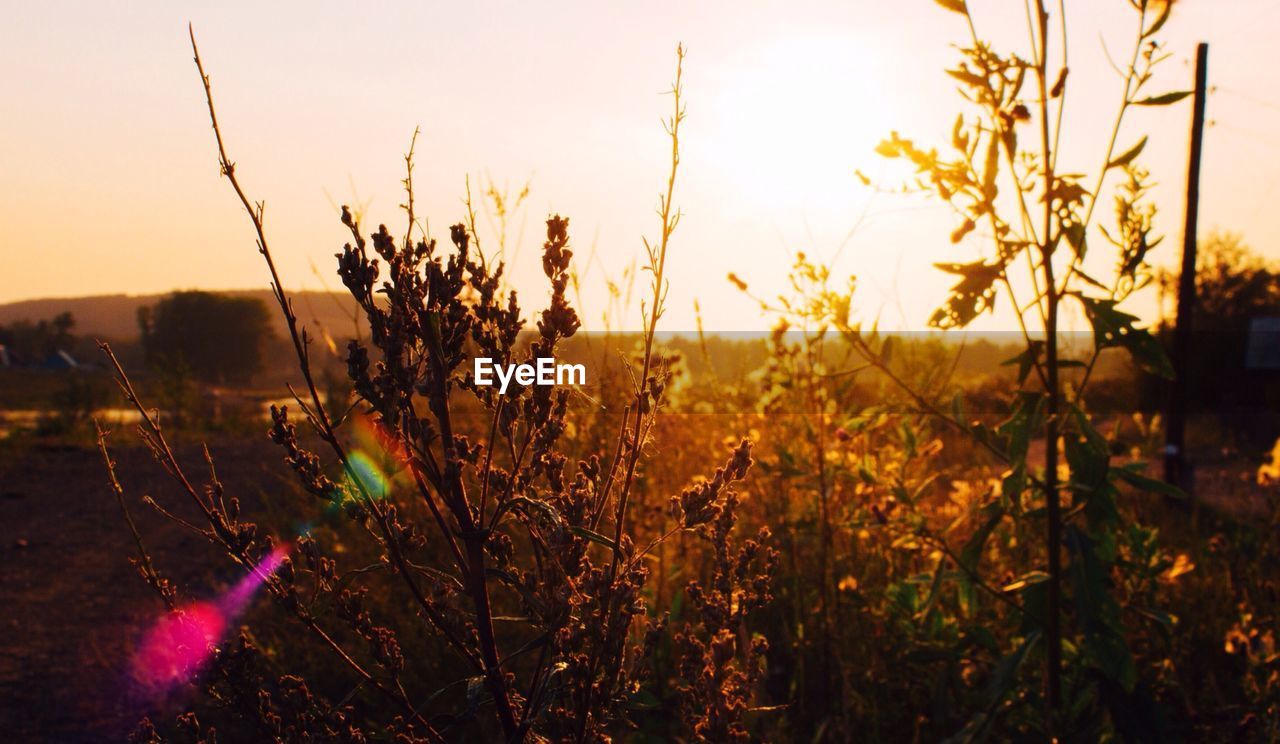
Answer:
[0,291,1047,357]
[0,290,366,343]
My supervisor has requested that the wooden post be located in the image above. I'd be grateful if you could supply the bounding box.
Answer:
[1165,42,1209,488]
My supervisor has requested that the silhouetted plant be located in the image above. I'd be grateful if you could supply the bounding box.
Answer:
[99,34,775,742]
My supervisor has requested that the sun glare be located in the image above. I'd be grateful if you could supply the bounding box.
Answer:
[702,34,893,214]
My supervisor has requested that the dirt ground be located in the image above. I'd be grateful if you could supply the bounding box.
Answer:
[0,435,289,743]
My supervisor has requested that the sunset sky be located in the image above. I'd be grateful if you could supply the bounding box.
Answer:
[4,0,1279,333]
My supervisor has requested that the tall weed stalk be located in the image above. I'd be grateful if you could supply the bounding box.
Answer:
[99,35,774,742]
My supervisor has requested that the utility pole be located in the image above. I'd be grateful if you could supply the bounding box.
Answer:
[1165,42,1209,488]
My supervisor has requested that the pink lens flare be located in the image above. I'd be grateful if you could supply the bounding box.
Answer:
[220,543,289,616]
[130,544,289,695]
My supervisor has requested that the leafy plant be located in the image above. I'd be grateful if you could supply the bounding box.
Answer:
[820,0,1186,735]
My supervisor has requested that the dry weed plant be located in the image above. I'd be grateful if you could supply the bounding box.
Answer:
[98,34,774,742]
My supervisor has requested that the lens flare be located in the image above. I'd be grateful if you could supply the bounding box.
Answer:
[350,414,408,466]
[130,544,288,695]
[325,414,409,510]
[346,449,392,499]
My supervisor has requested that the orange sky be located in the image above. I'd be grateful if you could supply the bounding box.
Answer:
[3,1,1278,333]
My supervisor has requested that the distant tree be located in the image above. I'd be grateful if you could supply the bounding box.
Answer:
[50,311,75,347]
[1155,232,1280,440]
[139,291,274,385]
[0,311,77,363]
[1160,231,1280,332]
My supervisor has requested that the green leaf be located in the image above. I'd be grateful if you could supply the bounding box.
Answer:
[1000,121,1018,160]
[1113,464,1187,500]
[915,554,948,621]
[1001,570,1050,593]
[1133,90,1192,106]
[1000,340,1044,385]
[1049,178,1088,207]
[959,502,1004,573]
[946,68,985,89]
[1065,405,1110,491]
[1072,266,1110,292]
[981,131,1000,200]
[930,260,1004,329]
[875,131,913,159]
[1001,467,1026,508]
[1018,579,1048,636]
[1067,526,1137,692]
[1063,221,1088,259]
[504,495,566,529]
[944,631,1041,744]
[875,140,900,158]
[1131,605,1177,632]
[1131,605,1179,646]
[1107,136,1148,170]
[569,524,619,550]
[1075,294,1174,378]
[997,391,1045,464]
[1144,2,1174,38]
[993,391,1044,478]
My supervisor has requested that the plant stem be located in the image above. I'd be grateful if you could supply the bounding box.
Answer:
[1032,0,1064,714]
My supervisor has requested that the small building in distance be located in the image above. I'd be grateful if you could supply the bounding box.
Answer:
[1246,317,1280,371]
[38,350,79,370]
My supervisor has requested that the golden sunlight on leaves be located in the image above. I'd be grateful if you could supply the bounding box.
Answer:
[1257,438,1280,486]
[1160,553,1196,584]
[1002,571,1050,593]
